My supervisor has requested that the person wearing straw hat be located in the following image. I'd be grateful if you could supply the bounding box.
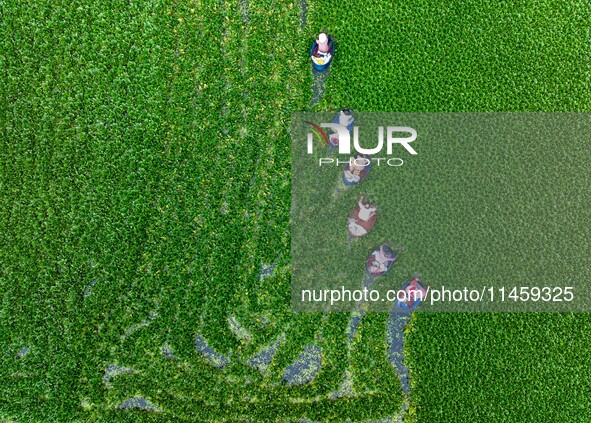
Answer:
[311,33,334,70]
[343,154,370,184]
[316,33,330,53]
[328,108,355,149]
[368,245,397,275]
[348,196,377,237]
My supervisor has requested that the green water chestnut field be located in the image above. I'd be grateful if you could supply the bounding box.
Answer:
[1,0,591,421]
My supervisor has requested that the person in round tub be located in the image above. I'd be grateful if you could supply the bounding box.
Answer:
[329,108,354,149]
[311,33,334,69]
[348,196,377,237]
[367,245,397,276]
[343,154,370,185]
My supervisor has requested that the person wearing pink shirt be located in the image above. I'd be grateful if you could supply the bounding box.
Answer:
[316,33,330,53]
[311,33,334,70]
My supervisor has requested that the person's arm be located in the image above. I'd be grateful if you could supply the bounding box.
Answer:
[380,246,396,261]
[311,44,319,57]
